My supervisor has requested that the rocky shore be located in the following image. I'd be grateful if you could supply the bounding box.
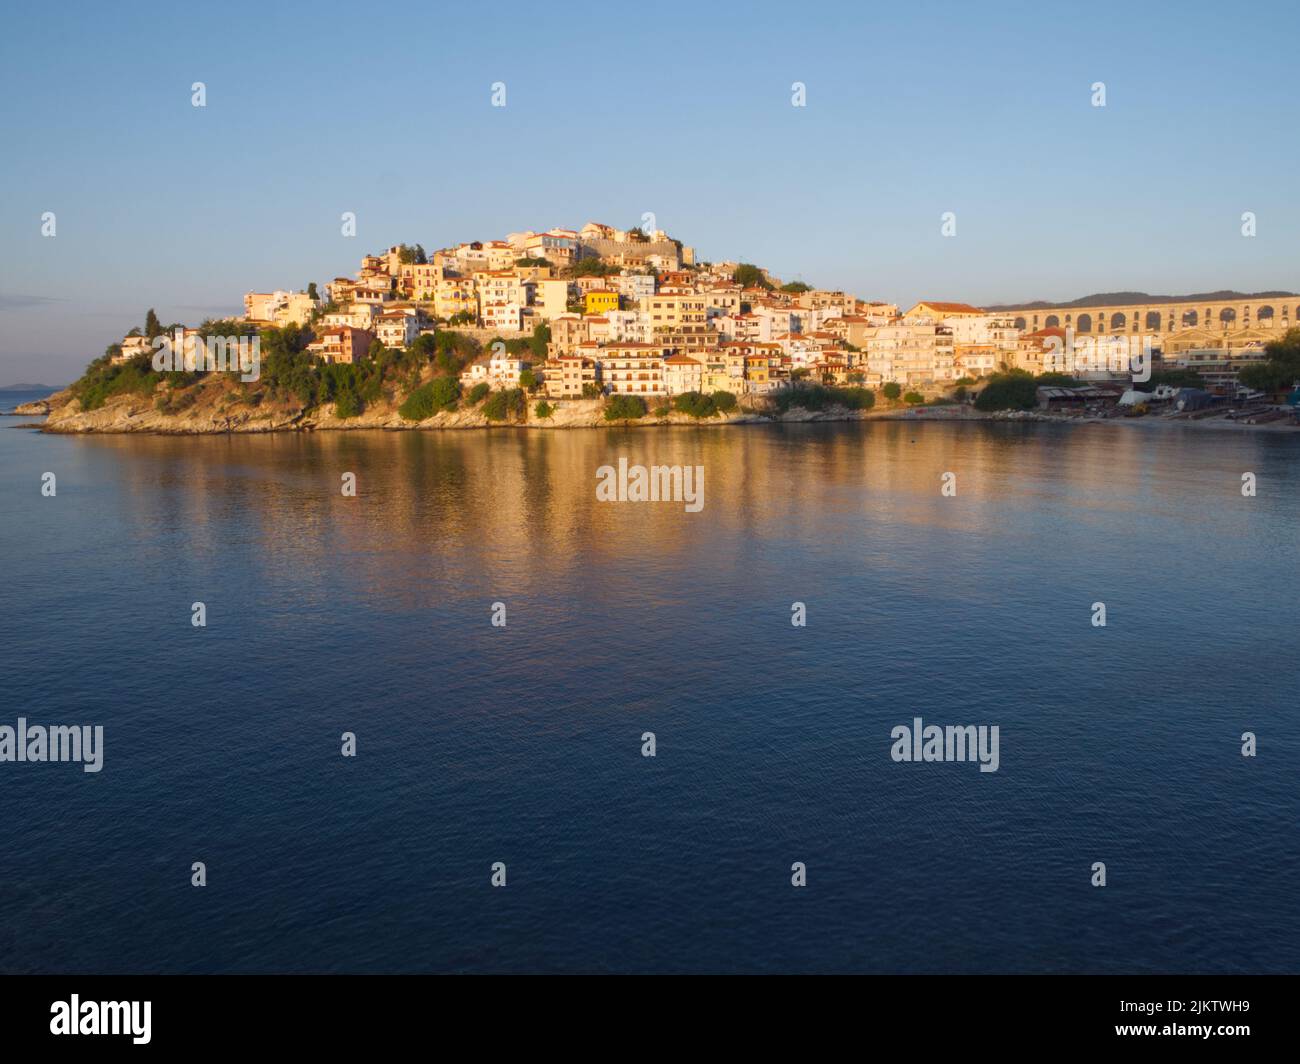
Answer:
[28,385,883,434]
[18,385,1296,435]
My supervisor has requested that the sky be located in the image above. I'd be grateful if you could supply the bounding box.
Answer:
[1,0,1297,383]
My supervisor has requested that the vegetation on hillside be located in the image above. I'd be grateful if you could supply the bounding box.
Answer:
[771,382,875,414]
[604,394,648,421]
[731,263,772,290]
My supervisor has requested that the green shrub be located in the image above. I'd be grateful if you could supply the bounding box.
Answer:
[467,382,490,403]
[604,394,647,421]
[672,391,716,418]
[399,377,460,420]
[882,382,901,401]
[483,388,524,421]
[974,373,1039,411]
[652,403,671,417]
[333,390,362,418]
[712,390,738,413]
[72,353,162,411]
[773,383,875,414]
[903,391,925,405]
[836,386,875,410]
[534,400,554,419]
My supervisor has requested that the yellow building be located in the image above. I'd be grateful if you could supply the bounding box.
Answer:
[585,289,620,315]
[434,277,477,321]
[903,300,984,323]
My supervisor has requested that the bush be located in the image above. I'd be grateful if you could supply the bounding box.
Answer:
[836,386,875,410]
[483,388,524,421]
[467,382,490,404]
[974,373,1039,411]
[72,353,162,411]
[672,391,717,418]
[773,383,875,414]
[604,394,648,421]
[333,390,362,418]
[903,391,925,405]
[399,377,460,420]
[652,403,671,417]
[582,382,604,399]
[534,400,554,419]
[712,390,738,413]
[881,382,901,401]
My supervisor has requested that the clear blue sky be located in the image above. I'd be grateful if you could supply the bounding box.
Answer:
[2,0,1297,383]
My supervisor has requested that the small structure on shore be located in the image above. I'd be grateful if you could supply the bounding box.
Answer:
[1036,384,1122,412]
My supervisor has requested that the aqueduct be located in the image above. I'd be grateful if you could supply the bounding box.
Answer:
[998,295,1298,348]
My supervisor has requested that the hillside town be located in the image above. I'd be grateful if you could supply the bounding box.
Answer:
[102,221,1300,416]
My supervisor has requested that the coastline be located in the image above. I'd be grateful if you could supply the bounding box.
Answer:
[17,386,1299,435]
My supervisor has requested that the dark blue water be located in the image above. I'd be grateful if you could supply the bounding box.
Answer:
[1,418,1297,973]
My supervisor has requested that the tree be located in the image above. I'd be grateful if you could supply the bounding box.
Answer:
[259,323,317,403]
[780,281,812,294]
[467,382,490,404]
[399,377,460,420]
[409,333,438,360]
[604,394,647,420]
[974,373,1039,411]
[1231,330,1300,393]
[731,263,772,290]
[307,282,319,301]
[519,368,539,392]
[333,389,362,418]
[145,308,163,339]
[529,323,551,362]
[534,400,554,418]
[572,258,618,277]
[903,391,925,405]
[712,390,738,413]
[882,381,901,401]
[483,388,524,421]
[673,391,717,418]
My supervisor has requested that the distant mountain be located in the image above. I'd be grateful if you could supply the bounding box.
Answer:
[987,290,1298,312]
[0,382,64,392]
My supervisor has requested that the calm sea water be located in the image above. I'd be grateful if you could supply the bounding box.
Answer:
[1,416,1297,974]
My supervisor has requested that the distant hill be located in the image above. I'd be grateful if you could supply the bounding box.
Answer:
[987,290,1298,312]
[0,382,64,392]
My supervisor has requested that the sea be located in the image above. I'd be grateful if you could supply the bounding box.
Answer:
[1,410,1297,973]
